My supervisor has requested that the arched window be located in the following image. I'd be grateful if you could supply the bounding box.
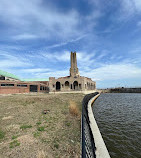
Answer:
[65,81,69,89]
[73,81,78,90]
[56,81,61,91]
[65,81,69,87]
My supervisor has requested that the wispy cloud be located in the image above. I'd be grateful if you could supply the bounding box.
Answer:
[45,34,87,49]
[0,51,32,69]
[0,0,82,40]
[21,68,51,73]
[33,70,69,78]
[41,51,70,62]
[137,21,141,26]
[81,63,141,81]
[118,0,141,20]
[13,34,38,40]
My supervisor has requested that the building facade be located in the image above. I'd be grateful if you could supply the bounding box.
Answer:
[0,70,49,94]
[49,52,96,92]
[0,52,96,94]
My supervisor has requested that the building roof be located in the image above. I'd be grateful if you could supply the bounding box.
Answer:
[0,70,49,82]
[0,70,20,80]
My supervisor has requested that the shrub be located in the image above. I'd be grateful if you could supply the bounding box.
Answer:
[33,131,40,137]
[37,126,45,131]
[65,121,71,127]
[20,125,32,129]
[0,129,5,140]
[69,101,79,116]
[36,122,41,125]
[9,140,20,148]
[12,135,18,140]
[54,143,59,149]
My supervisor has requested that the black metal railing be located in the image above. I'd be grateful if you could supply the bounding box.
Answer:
[81,92,99,158]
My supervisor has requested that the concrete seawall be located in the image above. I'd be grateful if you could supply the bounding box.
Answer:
[88,94,111,158]
[49,89,102,94]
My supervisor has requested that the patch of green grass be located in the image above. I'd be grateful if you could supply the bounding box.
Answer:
[33,131,40,137]
[22,103,27,106]
[54,143,59,149]
[12,135,18,140]
[0,129,5,140]
[37,126,45,131]
[41,138,50,143]
[9,140,20,148]
[32,101,35,104]
[20,124,32,130]
[36,122,41,125]
[65,122,71,127]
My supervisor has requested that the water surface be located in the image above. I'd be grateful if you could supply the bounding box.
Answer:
[93,93,141,158]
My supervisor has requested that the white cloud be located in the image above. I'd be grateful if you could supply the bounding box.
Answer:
[45,34,87,49]
[0,44,25,51]
[0,51,32,69]
[41,50,96,69]
[137,21,141,26]
[21,68,51,73]
[77,51,96,69]
[0,0,82,40]
[34,70,69,78]
[42,51,70,62]
[13,34,38,40]
[119,0,141,20]
[133,0,141,11]
[19,58,141,82]
[96,50,108,60]
[0,0,104,42]
[81,63,141,81]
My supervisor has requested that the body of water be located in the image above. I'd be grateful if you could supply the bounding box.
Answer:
[93,93,141,158]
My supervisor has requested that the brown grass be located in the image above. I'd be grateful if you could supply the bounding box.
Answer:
[36,150,46,158]
[2,116,14,120]
[69,101,79,116]
[0,93,83,158]
[17,135,36,145]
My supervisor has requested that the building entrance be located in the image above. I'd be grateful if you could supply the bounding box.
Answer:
[56,82,61,91]
[30,85,38,92]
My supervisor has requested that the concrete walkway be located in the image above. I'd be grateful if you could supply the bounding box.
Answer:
[49,90,102,94]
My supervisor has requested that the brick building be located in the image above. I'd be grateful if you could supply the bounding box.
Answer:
[0,70,49,94]
[49,52,96,92]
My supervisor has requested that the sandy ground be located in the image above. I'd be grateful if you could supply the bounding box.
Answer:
[0,93,84,158]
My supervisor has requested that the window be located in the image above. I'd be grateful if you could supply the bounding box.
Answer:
[17,84,27,87]
[1,84,14,87]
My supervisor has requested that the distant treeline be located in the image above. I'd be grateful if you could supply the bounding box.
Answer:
[104,87,141,93]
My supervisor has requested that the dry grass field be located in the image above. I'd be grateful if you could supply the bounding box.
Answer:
[0,93,84,158]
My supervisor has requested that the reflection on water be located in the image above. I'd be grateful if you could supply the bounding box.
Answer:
[93,93,141,158]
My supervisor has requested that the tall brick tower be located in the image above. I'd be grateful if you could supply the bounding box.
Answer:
[70,52,80,77]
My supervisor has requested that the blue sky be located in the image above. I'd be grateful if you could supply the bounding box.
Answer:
[0,0,141,88]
